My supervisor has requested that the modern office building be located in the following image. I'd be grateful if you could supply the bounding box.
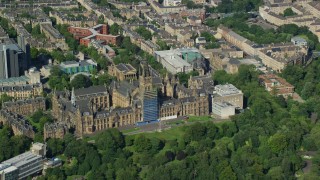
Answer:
[0,143,46,180]
[17,35,31,67]
[59,59,97,74]
[212,102,235,119]
[154,48,207,74]
[0,42,28,79]
[212,84,244,109]
[142,90,159,122]
[0,165,18,180]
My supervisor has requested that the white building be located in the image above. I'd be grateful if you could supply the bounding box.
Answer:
[0,143,46,180]
[291,36,308,47]
[212,84,244,109]
[212,102,235,119]
[196,37,206,44]
[163,0,182,6]
[154,49,193,74]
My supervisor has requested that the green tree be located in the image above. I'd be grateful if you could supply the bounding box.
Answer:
[110,23,121,35]
[0,94,13,108]
[268,133,288,154]
[98,15,105,24]
[156,40,169,50]
[70,74,92,89]
[283,8,297,17]
[135,26,152,40]
[134,135,152,153]
[30,47,39,59]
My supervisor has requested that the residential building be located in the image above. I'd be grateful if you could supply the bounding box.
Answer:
[40,23,67,50]
[68,24,120,46]
[187,16,202,26]
[49,11,98,27]
[140,40,160,55]
[218,25,309,72]
[259,74,294,97]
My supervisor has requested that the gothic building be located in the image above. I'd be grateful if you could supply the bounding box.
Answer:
[49,61,218,137]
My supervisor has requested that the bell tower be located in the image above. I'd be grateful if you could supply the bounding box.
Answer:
[139,61,153,92]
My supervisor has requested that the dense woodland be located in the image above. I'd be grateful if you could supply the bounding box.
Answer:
[2,64,320,179]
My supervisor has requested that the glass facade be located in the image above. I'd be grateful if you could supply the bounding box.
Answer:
[142,90,159,122]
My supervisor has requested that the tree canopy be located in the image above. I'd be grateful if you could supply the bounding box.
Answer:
[70,74,93,89]
[283,8,297,17]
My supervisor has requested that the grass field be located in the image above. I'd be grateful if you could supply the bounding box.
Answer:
[135,126,187,141]
[166,120,185,126]
[187,115,213,122]
[121,127,141,134]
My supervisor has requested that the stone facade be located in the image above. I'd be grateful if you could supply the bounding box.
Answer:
[0,83,43,99]
[108,63,137,81]
[2,97,46,116]
[0,110,35,138]
[44,122,68,140]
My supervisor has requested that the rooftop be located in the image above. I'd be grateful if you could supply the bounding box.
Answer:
[214,84,242,96]
[1,151,42,168]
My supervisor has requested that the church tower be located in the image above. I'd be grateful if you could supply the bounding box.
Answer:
[138,61,159,122]
[139,61,153,92]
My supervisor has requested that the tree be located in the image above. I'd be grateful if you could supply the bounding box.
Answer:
[268,133,288,154]
[30,47,39,59]
[50,50,66,63]
[220,166,237,180]
[301,82,315,100]
[42,7,53,15]
[156,40,169,50]
[70,74,92,89]
[0,94,13,108]
[98,15,105,24]
[134,135,152,153]
[135,26,152,40]
[165,151,175,161]
[110,23,121,35]
[283,8,297,17]
[48,66,70,90]
[46,138,64,157]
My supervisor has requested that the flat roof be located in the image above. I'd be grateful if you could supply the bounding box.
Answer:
[1,151,42,168]
[215,84,242,96]
[0,76,29,83]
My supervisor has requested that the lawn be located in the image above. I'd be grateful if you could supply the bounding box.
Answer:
[137,126,186,141]
[121,127,141,134]
[166,120,185,126]
[27,117,41,131]
[187,115,213,122]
